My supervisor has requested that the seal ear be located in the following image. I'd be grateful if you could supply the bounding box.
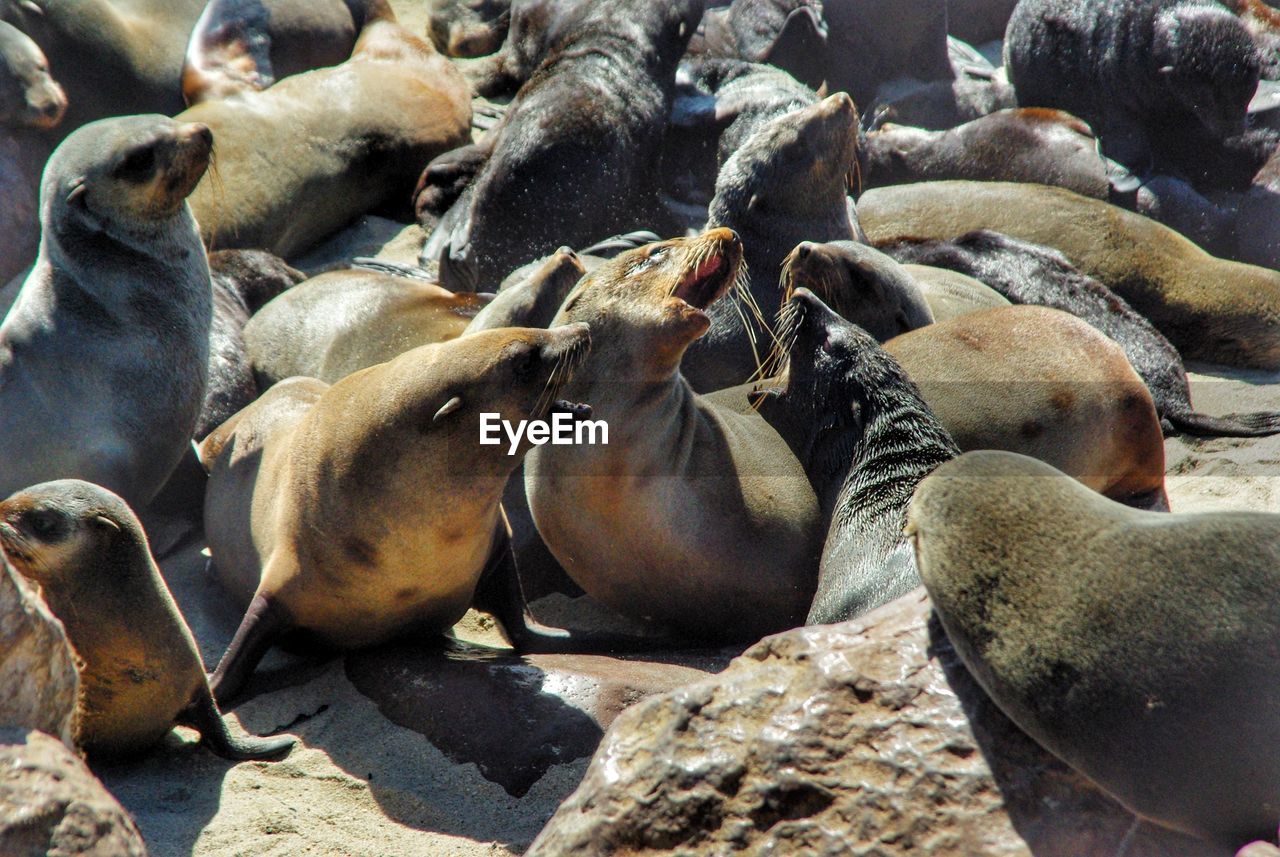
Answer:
[93,515,120,532]
[434,396,464,421]
[65,180,87,207]
[1158,65,1175,76]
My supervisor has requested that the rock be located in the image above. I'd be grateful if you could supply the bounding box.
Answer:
[0,727,147,856]
[528,591,1227,856]
[346,641,735,797]
[0,554,78,745]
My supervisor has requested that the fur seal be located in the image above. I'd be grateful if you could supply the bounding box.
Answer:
[201,324,592,700]
[1004,0,1261,167]
[0,480,294,760]
[883,229,1280,437]
[777,240,935,341]
[899,263,1011,322]
[424,0,702,292]
[180,4,471,259]
[1237,143,1280,270]
[824,0,953,108]
[863,109,1115,199]
[686,0,827,90]
[525,228,823,640]
[0,19,63,286]
[750,289,957,625]
[683,92,865,392]
[0,114,213,509]
[860,180,1280,370]
[884,305,1169,509]
[199,250,306,440]
[245,266,489,388]
[909,450,1280,845]
[465,246,586,334]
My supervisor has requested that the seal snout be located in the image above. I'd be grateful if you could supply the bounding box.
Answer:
[672,229,742,311]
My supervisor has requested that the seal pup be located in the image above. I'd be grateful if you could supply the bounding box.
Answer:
[863,109,1115,199]
[860,180,1280,370]
[909,450,1280,846]
[526,228,823,641]
[0,19,64,287]
[245,267,489,388]
[750,289,957,625]
[201,324,593,700]
[0,114,213,509]
[683,92,866,392]
[424,0,702,292]
[884,229,1280,437]
[777,240,935,342]
[0,480,295,760]
[180,3,471,259]
[885,305,1169,510]
[1004,0,1261,168]
[199,250,305,440]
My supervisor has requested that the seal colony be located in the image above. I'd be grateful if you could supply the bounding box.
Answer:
[4,0,1280,851]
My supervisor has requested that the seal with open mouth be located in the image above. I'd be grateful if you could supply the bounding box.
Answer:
[200,323,592,701]
[526,228,823,641]
[0,479,295,760]
[750,288,957,625]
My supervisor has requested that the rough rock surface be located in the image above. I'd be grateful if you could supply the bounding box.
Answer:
[528,590,1227,856]
[0,727,147,856]
[0,554,79,745]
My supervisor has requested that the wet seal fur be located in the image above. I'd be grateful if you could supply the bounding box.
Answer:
[526,228,823,641]
[910,450,1280,846]
[0,480,295,760]
[885,305,1169,510]
[424,0,702,292]
[884,229,1280,437]
[1004,0,1261,167]
[200,324,592,700]
[244,266,489,388]
[683,92,866,392]
[860,180,1280,371]
[751,289,957,625]
[0,115,213,509]
[777,240,935,342]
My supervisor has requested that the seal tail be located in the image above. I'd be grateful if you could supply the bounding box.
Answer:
[1165,407,1280,438]
[183,687,295,761]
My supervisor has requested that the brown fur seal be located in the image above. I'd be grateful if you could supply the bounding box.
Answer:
[909,450,1280,845]
[884,305,1169,509]
[424,0,702,292]
[525,229,823,641]
[778,240,935,341]
[0,115,213,509]
[428,0,511,58]
[1004,0,1261,168]
[201,324,592,700]
[465,246,585,333]
[0,19,63,286]
[0,480,294,760]
[684,93,866,392]
[824,0,953,108]
[863,109,1115,199]
[750,289,958,624]
[883,229,1280,437]
[244,265,489,388]
[860,180,1280,370]
[180,4,470,259]
[899,263,1011,322]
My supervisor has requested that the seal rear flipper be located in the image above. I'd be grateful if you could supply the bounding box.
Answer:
[182,686,295,761]
[209,592,289,703]
[759,7,828,92]
[1166,407,1280,438]
[182,0,277,106]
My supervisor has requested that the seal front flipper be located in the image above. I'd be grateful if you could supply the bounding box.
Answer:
[182,0,276,106]
[209,591,291,703]
[759,7,827,91]
[181,684,295,761]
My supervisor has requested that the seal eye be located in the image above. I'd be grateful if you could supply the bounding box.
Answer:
[513,346,540,380]
[26,510,64,542]
[114,145,157,181]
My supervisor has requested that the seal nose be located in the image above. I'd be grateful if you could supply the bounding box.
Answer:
[181,123,213,149]
[796,242,814,260]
